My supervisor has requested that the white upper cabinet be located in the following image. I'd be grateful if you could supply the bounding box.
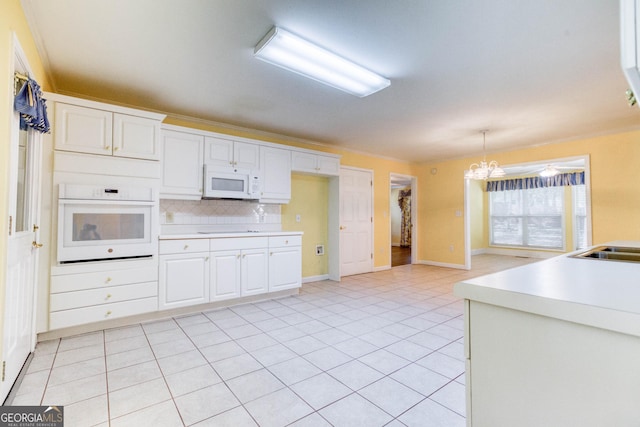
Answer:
[160,129,204,199]
[54,102,162,160]
[113,114,161,160]
[291,151,340,176]
[205,136,260,171]
[260,146,291,203]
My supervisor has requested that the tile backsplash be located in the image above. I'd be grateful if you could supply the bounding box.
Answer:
[159,199,281,234]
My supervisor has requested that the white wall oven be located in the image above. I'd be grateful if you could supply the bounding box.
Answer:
[57,184,156,263]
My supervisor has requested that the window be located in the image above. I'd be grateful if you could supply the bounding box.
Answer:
[490,186,564,249]
[572,185,587,250]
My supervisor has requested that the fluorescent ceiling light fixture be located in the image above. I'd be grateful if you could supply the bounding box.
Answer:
[254,26,390,97]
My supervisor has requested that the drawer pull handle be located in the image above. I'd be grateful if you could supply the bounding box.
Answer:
[105,310,112,316]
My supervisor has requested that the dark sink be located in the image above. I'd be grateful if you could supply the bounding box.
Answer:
[571,246,640,263]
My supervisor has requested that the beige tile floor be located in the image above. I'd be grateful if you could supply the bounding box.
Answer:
[9,255,538,426]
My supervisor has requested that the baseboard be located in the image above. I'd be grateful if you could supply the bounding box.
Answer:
[471,248,487,256]
[374,265,392,272]
[302,274,329,283]
[483,247,559,259]
[417,260,469,270]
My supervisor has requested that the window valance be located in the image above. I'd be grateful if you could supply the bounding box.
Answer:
[486,171,585,192]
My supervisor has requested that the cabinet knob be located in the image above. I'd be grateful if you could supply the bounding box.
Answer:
[106,277,112,283]
[106,294,112,299]
[285,240,288,244]
[114,146,119,151]
[205,256,209,261]
[184,244,189,250]
[237,254,241,259]
[105,145,111,150]
[270,252,273,256]
[105,310,112,316]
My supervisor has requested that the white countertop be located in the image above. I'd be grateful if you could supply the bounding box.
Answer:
[159,231,303,240]
[454,241,640,337]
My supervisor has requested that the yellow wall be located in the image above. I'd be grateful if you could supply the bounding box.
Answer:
[420,130,640,265]
[281,174,329,278]
[1,0,51,359]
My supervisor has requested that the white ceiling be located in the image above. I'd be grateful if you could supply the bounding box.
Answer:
[22,0,640,163]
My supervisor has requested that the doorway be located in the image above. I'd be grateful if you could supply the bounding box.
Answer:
[390,174,416,267]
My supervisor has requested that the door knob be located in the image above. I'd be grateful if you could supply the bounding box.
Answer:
[32,241,43,248]
[339,226,346,230]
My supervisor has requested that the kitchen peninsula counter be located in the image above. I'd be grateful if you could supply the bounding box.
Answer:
[454,241,640,427]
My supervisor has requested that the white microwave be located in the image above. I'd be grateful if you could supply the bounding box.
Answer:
[203,165,261,200]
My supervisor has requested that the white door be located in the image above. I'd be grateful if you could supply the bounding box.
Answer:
[339,167,373,276]
[3,44,42,402]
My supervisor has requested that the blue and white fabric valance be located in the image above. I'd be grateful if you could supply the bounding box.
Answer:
[14,75,50,133]
[486,171,585,192]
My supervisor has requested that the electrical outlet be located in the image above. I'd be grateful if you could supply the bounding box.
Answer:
[449,245,454,252]
[316,245,324,256]
[166,212,174,223]
[296,214,301,223]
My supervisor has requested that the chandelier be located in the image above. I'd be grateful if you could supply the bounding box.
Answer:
[465,130,505,180]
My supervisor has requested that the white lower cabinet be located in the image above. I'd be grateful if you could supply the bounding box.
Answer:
[210,237,269,301]
[159,253,210,309]
[269,236,302,291]
[159,234,301,311]
[159,239,210,309]
[210,250,241,301]
[49,262,158,330]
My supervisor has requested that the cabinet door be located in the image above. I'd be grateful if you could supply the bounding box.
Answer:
[269,246,302,291]
[234,142,260,171]
[160,130,204,199]
[291,152,318,174]
[159,253,209,309]
[317,155,340,176]
[54,103,113,155]
[204,136,234,168]
[260,146,291,203]
[241,248,268,296]
[113,113,160,160]
[210,250,241,301]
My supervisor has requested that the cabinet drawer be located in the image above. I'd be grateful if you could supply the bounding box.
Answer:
[160,239,210,254]
[209,237,268,251]
[49,297,158,330]
[50,266,158,293]
[50,281,157,311]
[269,235,302,248]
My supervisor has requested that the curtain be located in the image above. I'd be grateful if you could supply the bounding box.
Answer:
[486,171,585,192]
[14,76,50,133]
[398,189,411,247]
